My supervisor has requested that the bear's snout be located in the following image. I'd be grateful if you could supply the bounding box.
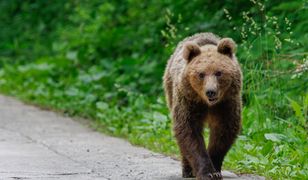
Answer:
[206,90,217,98]
[204,76,218,102]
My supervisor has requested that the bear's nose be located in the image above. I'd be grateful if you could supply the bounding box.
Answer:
[206,90,217,98]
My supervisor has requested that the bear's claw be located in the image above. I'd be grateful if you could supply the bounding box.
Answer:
[213,172,222,179]
[202,172,222,180]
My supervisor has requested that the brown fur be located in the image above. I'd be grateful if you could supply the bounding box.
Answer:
[163,33,242,180]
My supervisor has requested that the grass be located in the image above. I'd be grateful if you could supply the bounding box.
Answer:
[0,57,307,179]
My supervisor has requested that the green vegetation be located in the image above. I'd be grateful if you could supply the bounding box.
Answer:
[0,0,307,179]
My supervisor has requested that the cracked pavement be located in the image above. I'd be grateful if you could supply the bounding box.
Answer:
[0,95,264,180]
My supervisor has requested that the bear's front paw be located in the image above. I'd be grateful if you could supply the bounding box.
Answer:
[213,172,222,179]
[197,172,222,180]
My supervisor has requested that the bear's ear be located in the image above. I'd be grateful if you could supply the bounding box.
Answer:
[182,42,201,62]
[217,38,236,58]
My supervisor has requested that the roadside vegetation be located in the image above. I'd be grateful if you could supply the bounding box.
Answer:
[0,1,307,179]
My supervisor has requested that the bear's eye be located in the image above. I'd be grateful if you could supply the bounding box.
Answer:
[198,72,205,79]
[215,71,222,77]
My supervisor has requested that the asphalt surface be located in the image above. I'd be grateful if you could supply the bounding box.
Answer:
[0,95,265,180]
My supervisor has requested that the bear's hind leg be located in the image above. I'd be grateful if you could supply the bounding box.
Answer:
[182,157,194,178]
[208,119,240,172]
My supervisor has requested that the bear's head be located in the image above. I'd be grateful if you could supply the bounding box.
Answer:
[183,38,241,106]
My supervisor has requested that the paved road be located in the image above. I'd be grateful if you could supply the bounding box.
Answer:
[0,95,264,180]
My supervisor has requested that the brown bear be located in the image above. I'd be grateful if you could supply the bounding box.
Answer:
[163,33,242,180]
